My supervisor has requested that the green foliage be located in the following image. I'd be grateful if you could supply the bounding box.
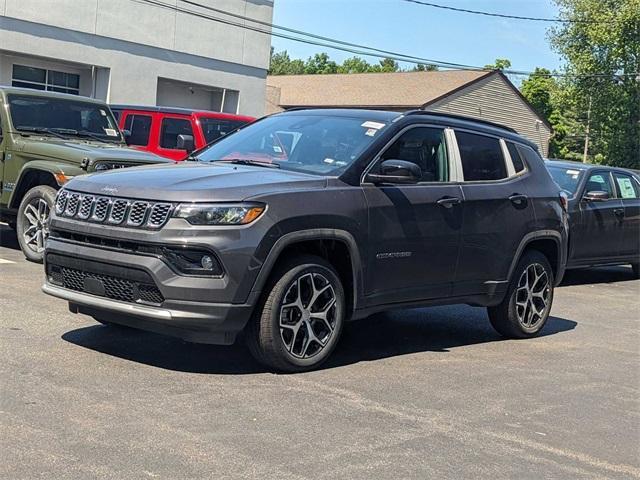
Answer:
[412,63,439,71]
[484,58,512,70]
[549,0,640,169]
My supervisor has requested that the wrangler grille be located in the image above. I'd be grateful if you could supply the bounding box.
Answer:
[54,190,173,230]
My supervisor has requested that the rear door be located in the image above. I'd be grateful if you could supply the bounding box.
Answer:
[571,170,623,262]
[452,131,535,296]
[612,171,640,259]
[157,115,196,160]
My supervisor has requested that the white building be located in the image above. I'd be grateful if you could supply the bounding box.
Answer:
[0,0,273,117]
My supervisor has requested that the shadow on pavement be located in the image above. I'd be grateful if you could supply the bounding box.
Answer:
[0,223,20,251]
[559,265,637,287]
[62,305,577,375]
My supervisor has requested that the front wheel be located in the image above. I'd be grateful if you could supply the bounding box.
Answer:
[16,185,56,263]
[246,255,346,372]
[488,250,554,338]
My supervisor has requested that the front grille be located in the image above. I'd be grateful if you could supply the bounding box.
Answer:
[55,190,173,230]
[46,255,164,305]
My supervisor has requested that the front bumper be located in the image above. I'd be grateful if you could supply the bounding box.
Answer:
[43,235,260,345]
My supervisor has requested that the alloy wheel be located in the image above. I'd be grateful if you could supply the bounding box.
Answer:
[22,198,50,254]
[279,272,338,359]
[515,263,550,329]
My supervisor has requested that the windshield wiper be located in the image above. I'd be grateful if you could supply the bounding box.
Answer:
[77,130,119,143]
[216,159,280,169]
[15,126,76,139]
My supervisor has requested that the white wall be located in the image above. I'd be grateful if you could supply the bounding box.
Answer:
[0,0,273,116]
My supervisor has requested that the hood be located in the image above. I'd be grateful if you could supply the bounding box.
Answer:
[65,162,328,202]
[19,137,166,166]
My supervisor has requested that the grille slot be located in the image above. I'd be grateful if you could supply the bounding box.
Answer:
[127,202,149,226]
[92,197,110,221]
[56,190,173,230]
[65,193,80,216]
[55,190,69,215]
[147,203,172,229]
[77,195,94,220]
[108,199,129,224]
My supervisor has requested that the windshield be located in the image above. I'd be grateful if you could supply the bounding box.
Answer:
[200,117,249,144]
[196,114,389,175]
[8,94,122,142]
[547,165,584,196]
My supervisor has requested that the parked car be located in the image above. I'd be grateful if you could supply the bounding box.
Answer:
[110,105,254,160]
[43,109,568,371]
[546,159,640,276]
[0,86,168,262]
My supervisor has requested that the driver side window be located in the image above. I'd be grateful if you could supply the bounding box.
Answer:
[379,127,449,182]
[585,172,614,198]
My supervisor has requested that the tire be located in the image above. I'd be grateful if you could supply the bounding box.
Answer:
[488,250,554,339]
[632,263,640,279]
[16,185,56,263]
[246,254,346,372]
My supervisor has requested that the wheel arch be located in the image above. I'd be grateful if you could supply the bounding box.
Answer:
[508,231,566,286]
[10,166,60,209]
[249,229,364,315]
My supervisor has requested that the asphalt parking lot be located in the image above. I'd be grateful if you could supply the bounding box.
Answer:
[1,223,639,480]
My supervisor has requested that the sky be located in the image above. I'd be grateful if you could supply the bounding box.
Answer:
[270,0,566,81]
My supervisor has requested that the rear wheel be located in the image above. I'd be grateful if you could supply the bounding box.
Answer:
[488,250,554,338]
[16,185,56,263]
[246,255,346,372]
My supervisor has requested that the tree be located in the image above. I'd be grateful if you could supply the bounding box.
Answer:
[412,63,439,72]
[378,57,400,73]
[304,53,338,74]
[549,0,640,168]
[521,68,556,120]
[484,58,512,70]
[338,56,374,74]
[268,49,304,75]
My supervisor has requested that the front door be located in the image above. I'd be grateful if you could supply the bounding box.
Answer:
[612,171,640,259]
[363,126,463,304]
[571,171,623,262]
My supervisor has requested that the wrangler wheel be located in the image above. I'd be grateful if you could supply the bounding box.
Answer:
[246,255,345,372]
[16,185,56,263]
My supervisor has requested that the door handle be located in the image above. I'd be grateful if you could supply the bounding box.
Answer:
[436,196,461,208]
[509,194,528,206]
[613,208,625,219]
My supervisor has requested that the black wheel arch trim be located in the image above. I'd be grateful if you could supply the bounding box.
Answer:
[508,230,567,286]
[248,228,364,313]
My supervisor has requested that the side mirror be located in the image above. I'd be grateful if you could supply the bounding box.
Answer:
[366,159,421,185]
[121,129,131,145]
[583,190,610,202]
[176,134,195,153]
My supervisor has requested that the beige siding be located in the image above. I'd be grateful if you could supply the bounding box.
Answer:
[425,74,551,156]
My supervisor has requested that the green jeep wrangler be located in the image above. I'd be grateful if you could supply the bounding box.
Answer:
[0,87,167,262]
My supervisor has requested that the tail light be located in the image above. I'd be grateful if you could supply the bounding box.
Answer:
[559,191,569,213]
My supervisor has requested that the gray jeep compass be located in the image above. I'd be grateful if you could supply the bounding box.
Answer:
[43,109,568,371]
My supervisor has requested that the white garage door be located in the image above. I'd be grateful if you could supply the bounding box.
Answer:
[156,78,239,113]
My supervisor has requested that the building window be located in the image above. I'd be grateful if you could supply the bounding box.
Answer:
[12,64,80,95]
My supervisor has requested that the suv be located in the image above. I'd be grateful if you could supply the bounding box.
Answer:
[0,87,167,262]
[43,109,568,372]
[110,105,254,160]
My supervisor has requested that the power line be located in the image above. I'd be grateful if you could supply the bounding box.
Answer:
[132,0,637,79]
[401,0,610,24]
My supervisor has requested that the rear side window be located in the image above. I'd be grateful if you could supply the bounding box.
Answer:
[613,172,639,199]
[456,131,506,181]
[160,118,193,149]
[506,141,526,173]
[123,114,152,146]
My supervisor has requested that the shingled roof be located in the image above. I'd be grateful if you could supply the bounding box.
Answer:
[266,70,492,111]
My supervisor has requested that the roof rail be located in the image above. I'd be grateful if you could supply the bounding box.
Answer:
[405,110,518,134]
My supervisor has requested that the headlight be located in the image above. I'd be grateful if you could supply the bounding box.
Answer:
[173,203,265,225]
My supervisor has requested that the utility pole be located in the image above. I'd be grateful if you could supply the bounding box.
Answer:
[582,95,592,163]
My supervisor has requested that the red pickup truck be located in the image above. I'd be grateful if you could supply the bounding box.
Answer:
[111,105,254,160]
